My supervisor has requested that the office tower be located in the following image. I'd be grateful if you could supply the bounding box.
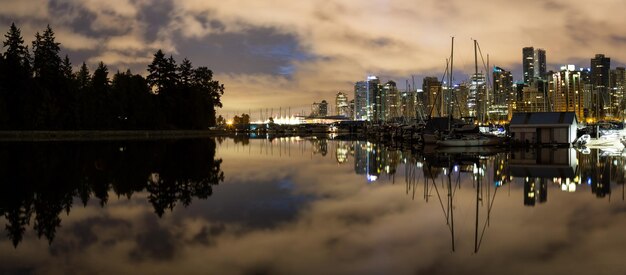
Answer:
[469,73,486,119]
[335,92,349,117]
[311,101,321,117]
[610,67,625,118]
[493,66,514,120]
[319,100,328,116]
[383,81,400,121]
[548,65,584,120]
[493,66,513,106]
[354,76,381,121]
[591,54,611,118]
[523,47,547,85]
[423,76,442,117]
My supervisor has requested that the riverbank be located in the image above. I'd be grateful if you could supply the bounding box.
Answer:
[0,130,229,141]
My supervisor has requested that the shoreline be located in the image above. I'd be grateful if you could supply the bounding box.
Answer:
[0,130,229,141]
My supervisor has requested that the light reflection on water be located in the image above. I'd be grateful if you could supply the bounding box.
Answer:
[2,137,626,274]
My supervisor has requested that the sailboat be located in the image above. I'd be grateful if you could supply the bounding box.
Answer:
[436,39,506,147]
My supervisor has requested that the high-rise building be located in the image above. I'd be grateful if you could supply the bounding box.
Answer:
[423,76,442,117]
[310,100,328,117]
[548,65,584,120]
[591,54,611,117]
[493,66,514,120]
[383,81,400,120]
[319,100,328,116]
[610,67,625,117]
[523,47,546,84]
[335,92,350,117]
[469,73,486,119]
[493,66,513,106]
[354,76,381,121]
[311,102,321,117]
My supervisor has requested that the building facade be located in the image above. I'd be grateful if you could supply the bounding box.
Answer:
[523,47,547,85]
[354,76,381,121]
[548,65,584,120]
[335,92,350,117]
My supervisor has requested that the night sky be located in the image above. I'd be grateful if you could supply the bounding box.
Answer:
[2,0,626,119]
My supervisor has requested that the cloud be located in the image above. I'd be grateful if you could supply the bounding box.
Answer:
[0,0,48,18]
[55,28,100,51]
[3,0,626,118]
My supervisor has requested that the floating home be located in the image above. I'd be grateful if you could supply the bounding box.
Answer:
[509,112,578,145]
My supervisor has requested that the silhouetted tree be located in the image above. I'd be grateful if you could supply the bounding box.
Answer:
[1,23,31,129]
[0,24,225,130]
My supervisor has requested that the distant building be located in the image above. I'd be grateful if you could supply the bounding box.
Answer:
[469,73,486,120]
[423,76,442,117]
[311,100,328,117]
[591,54,611,117]
[335,92,350,117]
[354,76,381,121]
[383,81,400,120]
[523,47,546,85]
[493,66,513,106]
[492,66,514,121]
[548,65,584,120]
[610,67,626,117]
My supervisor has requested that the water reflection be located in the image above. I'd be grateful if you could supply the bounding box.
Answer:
[0,139,223,247]
[4,137,626,274]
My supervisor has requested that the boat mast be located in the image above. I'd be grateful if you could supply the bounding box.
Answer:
[448,37,454,132]
[474,39,479,123]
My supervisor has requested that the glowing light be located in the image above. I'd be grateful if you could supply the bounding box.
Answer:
[226,120,233,125]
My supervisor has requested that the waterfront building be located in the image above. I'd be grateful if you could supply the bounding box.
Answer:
[548,65,584,120]
[591,54,611,118]
[335,92,350,117]
[509,112,578,145]
[523,47,547,85]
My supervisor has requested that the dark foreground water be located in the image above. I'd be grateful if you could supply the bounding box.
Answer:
[1,137,626,275]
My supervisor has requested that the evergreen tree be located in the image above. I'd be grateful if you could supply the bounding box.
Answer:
[91,61,111,128]
[1,23,31,129]
[146,50,177,93]
[76,62,90,90]
[32,25,61,81]
[178,58,193,87]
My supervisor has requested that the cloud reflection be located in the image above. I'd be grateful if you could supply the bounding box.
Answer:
[2,139,626,274]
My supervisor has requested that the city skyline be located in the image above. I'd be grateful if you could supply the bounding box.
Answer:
[2,0,626,117]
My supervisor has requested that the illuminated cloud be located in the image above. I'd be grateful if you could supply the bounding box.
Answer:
[1,0,626,117]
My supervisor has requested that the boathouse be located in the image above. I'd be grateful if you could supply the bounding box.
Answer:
[509,112,578,145]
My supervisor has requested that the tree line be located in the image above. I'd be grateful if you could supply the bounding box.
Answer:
[0,23,224,130]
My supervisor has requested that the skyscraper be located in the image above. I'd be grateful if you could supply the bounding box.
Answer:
[523,47,547,84]
[354,76,381,121]
[335,92,349,117]
[423,76,442,117]
[383,81,400,120]
[469,73,486,120]
[493,66,513,106]
[493,66,514,120]
[319,100,328,116]
[591,54,611,117]
[548,65,584,120]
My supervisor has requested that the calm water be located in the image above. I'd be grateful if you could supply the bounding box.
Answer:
[1,137,626,274]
